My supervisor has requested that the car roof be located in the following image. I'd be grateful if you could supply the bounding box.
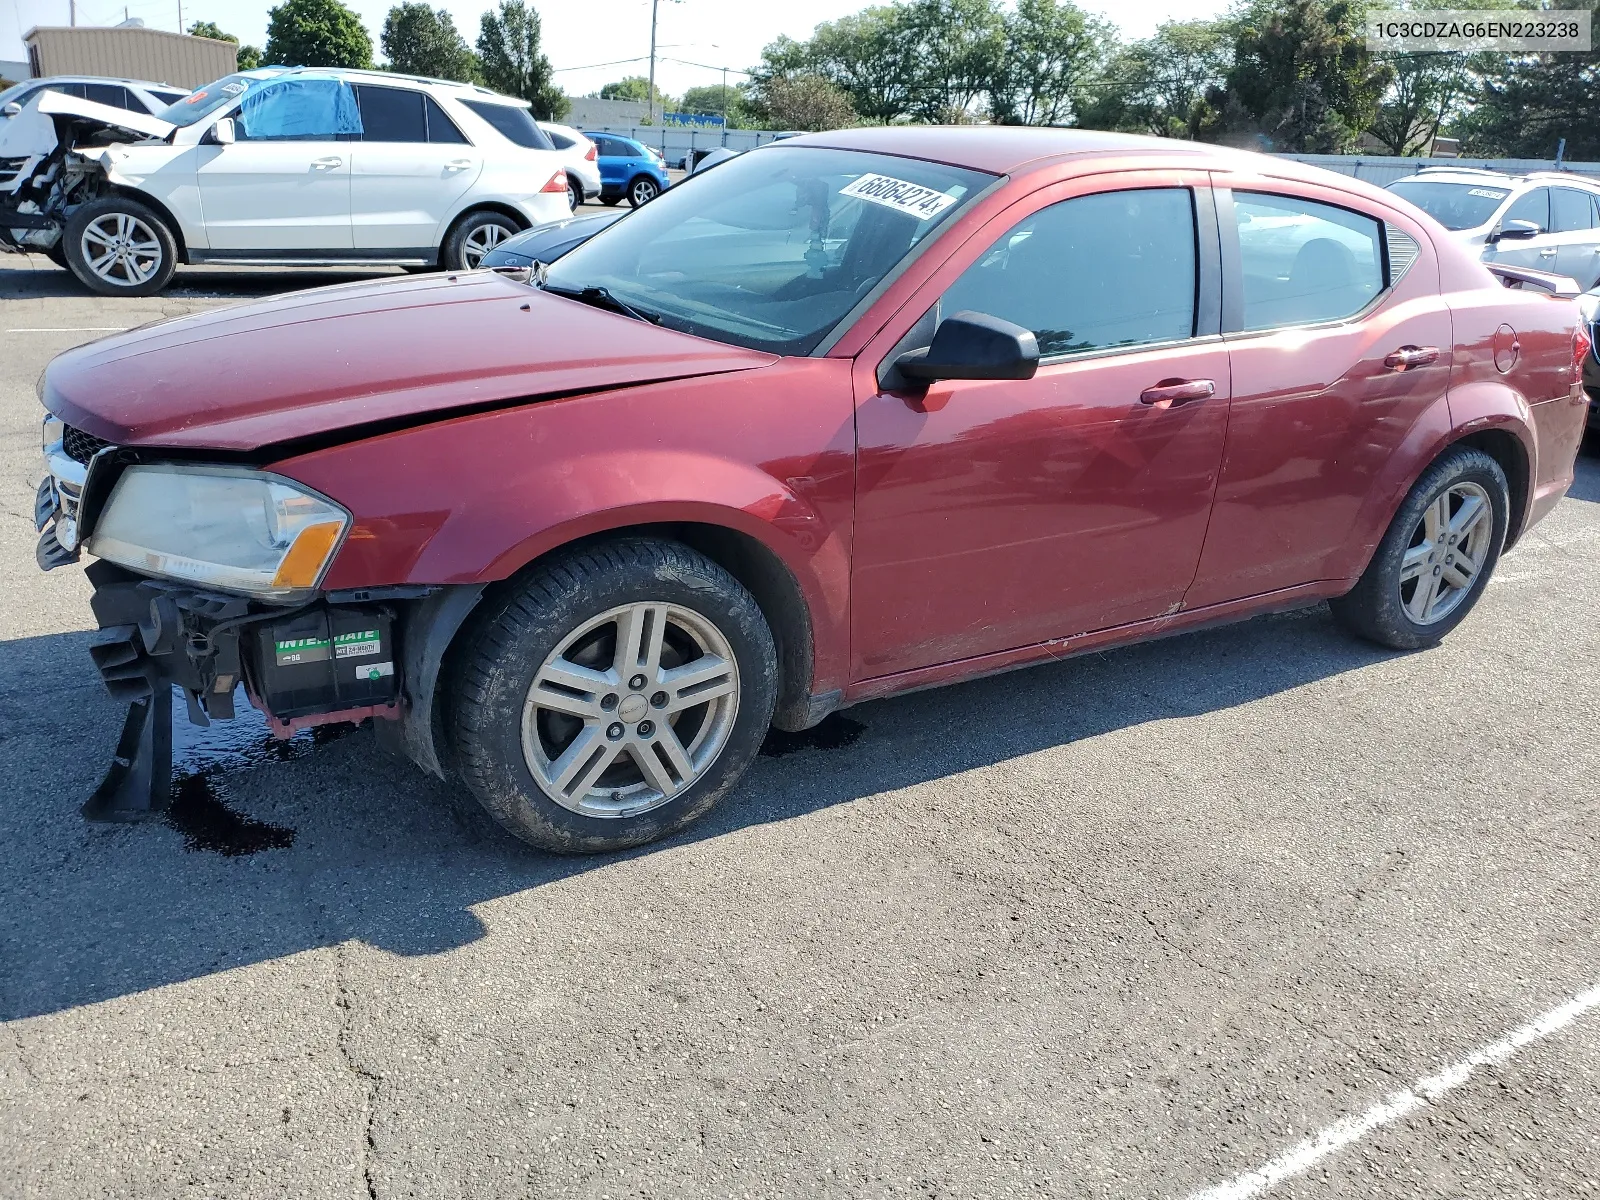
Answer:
[267,65,527,103]
[1392,167,1600,192]
[15,74,183,90]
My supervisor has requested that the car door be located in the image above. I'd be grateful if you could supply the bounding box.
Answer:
[349,84,481,253]
[850,177,1232,679]
[196,77,357,252]
[1485,186,1555,273]
[1185,182,1454,607]
[1551,187,1600,289]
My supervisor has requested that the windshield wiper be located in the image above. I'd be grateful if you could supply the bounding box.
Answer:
[538,278,660,324]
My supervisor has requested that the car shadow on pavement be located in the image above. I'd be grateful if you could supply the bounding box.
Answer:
[1573,435,1600,500]
[1,601,1401,1022]
[0,259,406,301]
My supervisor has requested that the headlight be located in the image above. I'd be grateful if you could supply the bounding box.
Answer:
[41,412,63,451]
[88,464,349,600]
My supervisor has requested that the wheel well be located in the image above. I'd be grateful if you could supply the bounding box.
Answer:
[501,523,818,731]
[444,202,530,243]
[1451,428,1530,547]
[106,186,189,262]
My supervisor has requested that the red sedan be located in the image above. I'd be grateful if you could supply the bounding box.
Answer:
[35,128,1591,852]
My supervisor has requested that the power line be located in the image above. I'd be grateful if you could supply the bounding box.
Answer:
[551,55,651,74]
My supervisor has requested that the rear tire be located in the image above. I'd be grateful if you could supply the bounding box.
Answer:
[627,176,660,208]
[601,195,621,207]
[63,196,177,296]
[1331,447,1509,650]
[442,210,521,271]
[449,539,778,853]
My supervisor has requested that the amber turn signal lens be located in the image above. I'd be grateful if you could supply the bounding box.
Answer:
[271,520,344,589]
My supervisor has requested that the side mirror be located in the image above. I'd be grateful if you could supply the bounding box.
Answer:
[1,102,21,118]
[894,311,1040,384]
[1492,218,1540,243]
[210,117,235,145]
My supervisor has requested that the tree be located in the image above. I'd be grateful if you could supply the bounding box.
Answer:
[381,4,477,81]
[187,20,264,71]
[990,0,1114,126]
[599,76,669,106]
[899,0,1006,122]
[262,0,373,69]
[764,74,857,131]
[1080,18,1231,138]
[477,0,569,119]
[1213,0,1391,153]
[680,83,745,121]
[1368,52,1470,155]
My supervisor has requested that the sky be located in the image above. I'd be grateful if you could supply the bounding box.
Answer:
[2,0,1231,96]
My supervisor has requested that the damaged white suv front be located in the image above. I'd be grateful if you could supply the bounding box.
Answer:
[1,68,572,296]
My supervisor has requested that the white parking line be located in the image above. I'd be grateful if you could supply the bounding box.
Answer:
[5,327,128,333]
[1188,981,1600,1200]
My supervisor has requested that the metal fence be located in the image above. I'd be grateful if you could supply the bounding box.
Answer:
[1266,153,1600,185]
[579,125,792,167]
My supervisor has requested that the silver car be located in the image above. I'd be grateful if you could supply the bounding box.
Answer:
[1387,167,1600,290]
[0,75,189,119]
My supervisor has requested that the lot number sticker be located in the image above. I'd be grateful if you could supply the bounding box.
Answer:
[840,174,958,220]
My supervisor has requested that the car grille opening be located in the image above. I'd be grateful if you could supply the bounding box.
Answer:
[62,424,111,465]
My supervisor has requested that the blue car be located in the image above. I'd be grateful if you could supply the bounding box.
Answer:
[581,132,671,208]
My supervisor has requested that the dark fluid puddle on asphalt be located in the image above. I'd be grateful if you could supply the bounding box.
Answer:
[160,687,355,857]
[759,714,867,757]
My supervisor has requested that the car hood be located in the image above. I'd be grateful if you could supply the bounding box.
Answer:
[43,271,779,451]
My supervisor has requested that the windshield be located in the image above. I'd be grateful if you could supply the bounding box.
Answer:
[156,73,264,126]
[1387,180,1510,231]
[543,145,996,355]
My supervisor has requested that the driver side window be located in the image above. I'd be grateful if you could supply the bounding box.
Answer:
[234,79,362,142]
[1504,188,1550,233]
[939,188,1198,358]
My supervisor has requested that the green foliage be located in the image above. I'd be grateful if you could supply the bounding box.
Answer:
[1212,0,1390,152]
[992,0,1116,126]
[762,74,857,131]
[1080,19,1232,138]
[263,0,374,69]
[477,0,569,120]
[599,76,670,106]
[679,84,746,122]
[1451,1,1600,158]
[381,4,479,82]
[188,19,264,70]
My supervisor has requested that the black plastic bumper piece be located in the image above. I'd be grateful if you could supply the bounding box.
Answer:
[83,685,173,822]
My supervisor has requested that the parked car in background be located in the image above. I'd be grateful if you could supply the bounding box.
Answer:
[1387,167,1600,290]
[582,131,671,207]
[1579,286,1600,434]
[0,67,570,294]
[0,74,188,119]
[538,121,600,210]
[688,146,739,174]
[479,209,625,269]
[35,130,1590,853]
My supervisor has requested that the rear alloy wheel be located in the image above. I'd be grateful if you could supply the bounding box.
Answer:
[565,174,582,211]
[443,211,520,270]
[1331,447,1509,650]
[628,176,660,208]
[450,539,778,853]
[63,196,176,296]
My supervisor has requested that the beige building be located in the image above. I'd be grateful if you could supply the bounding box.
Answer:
[24,25,236,89]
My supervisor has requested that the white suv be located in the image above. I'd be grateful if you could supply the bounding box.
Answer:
[1387,167,1600,291]
[0,67,572,295]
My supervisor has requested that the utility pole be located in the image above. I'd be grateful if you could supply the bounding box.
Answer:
[69,0,76,26]
[647,0,659,125]
[178,0,184,34]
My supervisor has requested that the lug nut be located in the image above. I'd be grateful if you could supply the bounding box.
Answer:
[601,694,619,711]
[607,722,624,740]
[637,720,654,738]
[629,674,647,691]
[650,690,668,708]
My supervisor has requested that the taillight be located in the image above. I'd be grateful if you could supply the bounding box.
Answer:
[541,171,568,194]
[1575,323,1593,374]
[584,144,596,161]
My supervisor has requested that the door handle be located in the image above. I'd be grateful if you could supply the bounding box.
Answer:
[445,158,473,170]
[1539,248,1557,257]
[1140,378,1215,408]
[1383,345,1440,371]
[311,156,342,169]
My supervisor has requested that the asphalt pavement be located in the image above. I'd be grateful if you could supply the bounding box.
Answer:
[2,254,1598,1199]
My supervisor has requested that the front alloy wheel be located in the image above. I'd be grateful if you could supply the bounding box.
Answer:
[1397,482,1494,625]
[523,601,739,817]
[450,539,778,853]
[63,196,177,296]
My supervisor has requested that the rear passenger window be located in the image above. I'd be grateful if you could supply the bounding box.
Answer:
[354,85,426,142]
[1504,188,1549,232]
[1234,192,1382,330]
[423,96,469,143]
[941,188,1197,358]
[83,83,131,109]
[1552,188,1595,232]
[460,100,554,149]
[544,128,574,149]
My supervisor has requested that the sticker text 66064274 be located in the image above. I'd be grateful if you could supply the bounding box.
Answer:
[840,174,958,221]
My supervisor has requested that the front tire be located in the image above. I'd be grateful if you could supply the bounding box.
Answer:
[1331,447,1509,650]
[449,539,778,853]
[63,196,177,296]
[442,210,520,270]
[627,176,660,208]
[565,174,582,211]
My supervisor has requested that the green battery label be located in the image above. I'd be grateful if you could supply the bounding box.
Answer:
[275,636,330,666]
